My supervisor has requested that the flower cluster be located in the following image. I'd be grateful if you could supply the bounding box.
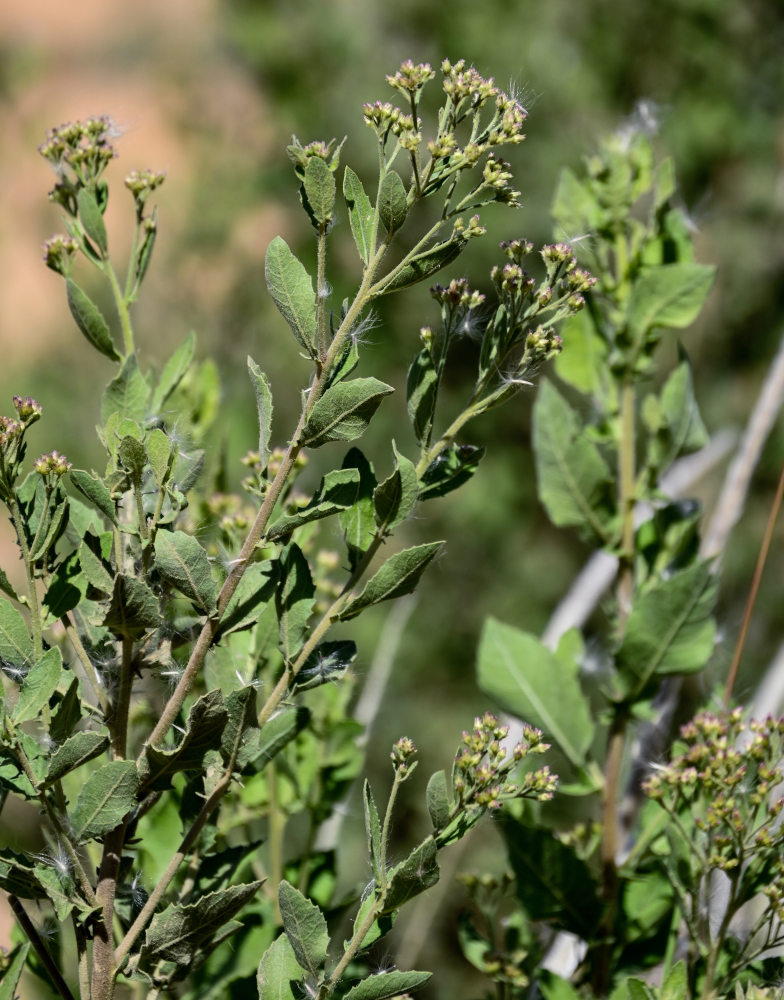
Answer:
[42,235,80,276]
[33,450,72,478]
[391,736,417,777]
[442,59,500,109]
[431,278,485,311]
[38,115,119,213]
[386,60,435,96]
[453,713,556,811]
[286,135,344,179]
[125,168,166,217]
[644,709,784,883]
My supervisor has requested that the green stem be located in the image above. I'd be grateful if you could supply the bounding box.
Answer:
[9,493,43,660]
[112,637,135,758]
[268,761,284,921]
[105,258,135,356]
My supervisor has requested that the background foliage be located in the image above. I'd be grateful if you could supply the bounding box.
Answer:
[0,0,782,995]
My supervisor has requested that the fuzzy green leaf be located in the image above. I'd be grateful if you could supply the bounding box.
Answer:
[373,443,418,533]
[44,731,109,786]
[69,469,117,523]
[118,435,147,480]
[539,972,584,1000]
[257,933,303,1000]
[338,541,444,621]
[50,676,84,744]
[146,428,173,487]
[426,770,451,830]
[553,308,610,399]
[13,648,63,724]
[154,530,217,614]
[615,561,717,700]
[344,971,432,1000]
[278,880,330,978]
[66,279,119,361]
[645,359,708,472]
[102,354,151,424]
[301,378,394,447]
[141,689,228,792]
[343,166,374,265]
[628,263,716,340]
[377,169,408,234]
[265,236,317,354]
[103,574,162,637]
[151,332,196,413]
[406,348,438,444]
[363,779,382,882]
[71,759,139,841]
[268,468,360,540]
[276,543,314,661]
[0,598,34,671]
[143,882,262,964]
[661,961,687,1000]
[382,837,439,912]
[77,187,108,255]
[380,239,464,295]
[303,155,336,226]
[338,448,378,570]
[533,380,614,543]
[477,618,594,768]
[418,444,484,500]
[551,167,605,236]
[248,357,274,471]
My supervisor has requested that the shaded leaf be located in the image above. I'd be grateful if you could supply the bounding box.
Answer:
[477,618,594,768]
[43,550,86,620]
[257,933,303,1000]
[50,677,83,744]
[220,685,258,771]
[338,542,444,621]
[301,378,393,448]
[380,239,464,295]
[248,706,310,773]
[140,690,228,792]
[426,770,451,830]
[343,166,374,265]
[66,279,119,360]
[0,849,45,898]
[147,428,173,486]
[338,448,378,570]
[44,731,109,785]
[344,971,432,1000]
[628,263,716,340]
[216,561,277,639]
[265,236,317,354]
[377,170,407,234]
[363,780,382,882]
[406,348,438,444]
[69,469,117,523]
[382,837,439,912]
[278,880,329,978]
[103,574,161,637]
[0,941,30,1000]
[13,648,62,724]
[418,444,484,500]
[154,530,217,614]
[373,443,418,533]
[0,598,34,670]
[248,357,274,471]
[268,468,359,540]
[71,760,139,841]
[276,543,314,661]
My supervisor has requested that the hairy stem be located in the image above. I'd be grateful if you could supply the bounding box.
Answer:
[105,258,135,356]
[8,894,76,1000]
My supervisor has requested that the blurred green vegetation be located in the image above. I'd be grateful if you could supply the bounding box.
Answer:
[1,0,782,994]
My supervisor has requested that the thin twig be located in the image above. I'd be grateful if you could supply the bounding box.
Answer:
[8,894,76,1000]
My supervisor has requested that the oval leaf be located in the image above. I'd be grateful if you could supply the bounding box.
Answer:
[380,239,465,295]
[338,541,444,621]
[628,263,716,339]
[248,357,274,470]
[301,378,393,448]
[343,166,374,265]
[257,933,303,1000]
[303,155,336,226]
[378,170,408,234]
[154,530,217,614]
[0,599,34,671]
[13,648,63,724]
[278,880,330,978]
[344,971,432,1000]
[77,187,108,255]
[66,279,119,360]
[265,236,317,355]
[44,731,109,786]
[71,760,139,841]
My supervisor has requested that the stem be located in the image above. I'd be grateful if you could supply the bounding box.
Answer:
[9,492,43,659]
[105,258,135,356]
[723,458,784,706]
[617,376,636,621]
[267,762,285,920]
[8,895,77,1000]
[91,821,128,1000]
[112,637,135,758]
[62,613,108,711]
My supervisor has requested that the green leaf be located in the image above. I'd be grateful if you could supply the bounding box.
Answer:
[418,444,484,500]
[143,882,262,964]
[552,167,605,236]
[71,759,139,841]
[406,348,438,444]
[661,961,687,1000]
[382,837,439,912]
[34,863,75,921]
[42,554,85,623]
[13,648,63,724]
[257,933,303,1000]
[645,359,708,472]
[627,263,716,340]
[553,308,609,399]
[140,689,228,792]
[363,779,382,882]
[0,566,18,601]
[50,677,84,744]
[301,378,394,447]
[220,686,259,771]
[0,942,31,1000]
[426,770,451,830]
[373,443,418,534]
[501,817,601,937]
[338,448,378,570]
[102,353,151,424]
[267,468,360,540]
[248,357,274,471]
[78,535,114,593]
[151,332,196,413]
[103,574,162,637]
[69,469,117,523]
[625,979,656,1000]
[275,543,314,661]
[0,598,34,670]
[615,561,717,699]
[118,435,147,480]
[379,239,464,295]
[147,428,173,486]
[345,894,396,953]
[477,618,594,768]
[377,169,408,234]
[154,530,217,614]
[539,971,584,1000]
[66,279,119,360]
[77,187,108,255]
[249,706,310,772]
[343,166,374,265]
[294,640,356,691]
[216,561,277,639]
[278,880,330,978]
[338,541,444,621]
[265,236,317,355]
[303,155,336,226]
[533,380,614,543]
[344,970,432,1000]
[44,731,109,786]
[0,848,46,897]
